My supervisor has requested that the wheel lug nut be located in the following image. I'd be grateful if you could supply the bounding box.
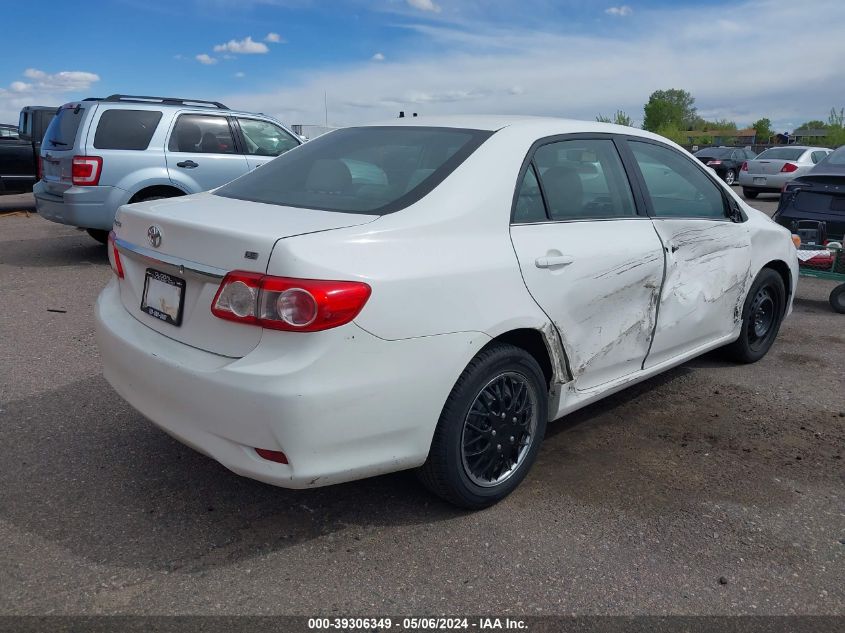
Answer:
[497,444,502,452]
[501,413,506,419]
[510,436,514,443]
[512,417,517,423]
[491,430,496,437]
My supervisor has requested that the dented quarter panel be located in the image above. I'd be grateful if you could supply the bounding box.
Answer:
[510,219,664,390]
[644,218,751,368]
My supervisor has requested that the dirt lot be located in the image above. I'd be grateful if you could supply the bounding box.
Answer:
[0,193,843,616]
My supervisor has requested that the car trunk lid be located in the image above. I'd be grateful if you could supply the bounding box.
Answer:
[112,192,378,357]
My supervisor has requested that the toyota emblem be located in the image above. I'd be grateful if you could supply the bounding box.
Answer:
[147,225,163,248]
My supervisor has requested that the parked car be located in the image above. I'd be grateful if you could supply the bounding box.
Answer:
[738,145,832,198]
[693,146,757,185]
[95,117,798,509]
[0,106,55,194]
[34,94,301,243]
[775,145,845,239]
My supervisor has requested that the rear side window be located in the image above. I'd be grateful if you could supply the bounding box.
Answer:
[215,126,492,215]
[810,151,828,164]
[532,139,636,220]
[168,114,236,154]
[756,147,805,160]
[93,110,162,150]
[43,106,84,149]
[513,166,547,223]
[630,141,727,219]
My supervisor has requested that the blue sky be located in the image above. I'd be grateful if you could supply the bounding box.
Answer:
[2,0,844,132]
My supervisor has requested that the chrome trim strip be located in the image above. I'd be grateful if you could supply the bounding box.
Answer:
[114,238,227,279]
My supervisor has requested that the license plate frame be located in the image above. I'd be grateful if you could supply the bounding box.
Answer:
[140,268,186,326]
[753,177,767,185]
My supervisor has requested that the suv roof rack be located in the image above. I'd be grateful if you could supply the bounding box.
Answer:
[102,94,229,109]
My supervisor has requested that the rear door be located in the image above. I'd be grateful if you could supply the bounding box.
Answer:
[622,139,752,368]
[509,136,665,390]
[234,117,301,171]
[164,113,249,192]
[40,103,91,196]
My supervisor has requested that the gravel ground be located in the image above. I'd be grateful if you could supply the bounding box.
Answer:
[0,193,842,616]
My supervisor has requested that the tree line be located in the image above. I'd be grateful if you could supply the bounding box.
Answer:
[596,88,845,147]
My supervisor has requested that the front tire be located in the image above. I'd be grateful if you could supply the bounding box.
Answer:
[743,188,758,199]
[418,343,548,509]
[725,269,786,363]
[86,228,109,244]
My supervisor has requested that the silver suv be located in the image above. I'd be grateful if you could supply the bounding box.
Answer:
[34,94,301,243]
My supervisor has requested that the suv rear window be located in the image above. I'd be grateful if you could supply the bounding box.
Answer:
[43,105,84,149]
[94,109,162,150]
[214,126,492,215]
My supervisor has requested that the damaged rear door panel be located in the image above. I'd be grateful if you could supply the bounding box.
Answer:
[509,137,665,391]
[623,139,752,368]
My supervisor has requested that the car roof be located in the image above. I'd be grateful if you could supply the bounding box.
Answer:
[57,99,278,120]
[358,114,669,141]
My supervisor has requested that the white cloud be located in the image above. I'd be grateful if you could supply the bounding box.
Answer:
[605,5,633,17]
[10,82,33,93]
[214,36,269,54]
[0,68,100,124]
[196,53,218,65]
[372,52,386,61]
[20,68,100,92]
[265,32,283,43]
[407,0,441,13]
[220,0,845,132]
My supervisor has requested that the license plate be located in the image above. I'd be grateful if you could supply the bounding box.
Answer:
[141,269,185,326]
[753,177,767,185]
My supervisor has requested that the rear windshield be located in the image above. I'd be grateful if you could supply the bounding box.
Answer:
[43,105,84,149]
[695,148,732,158]
[756,147,805,160]
[826,146,845,165]
[214,126,493,215]
[94,109,162,150]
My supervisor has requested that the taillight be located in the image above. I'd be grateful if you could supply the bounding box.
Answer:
[37,156,43,180]
[741,161,748,171]
[781,162,798,173]
[255,448,288,464]
[71,155,103,186]
[107,230,124,278]
[211,272,371,332]
[706,160,722,166]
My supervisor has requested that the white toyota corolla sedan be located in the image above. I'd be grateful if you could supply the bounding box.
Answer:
[95,116,798,508]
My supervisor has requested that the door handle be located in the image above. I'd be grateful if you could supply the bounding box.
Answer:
[535,255,575,268]
[176,160,198,169]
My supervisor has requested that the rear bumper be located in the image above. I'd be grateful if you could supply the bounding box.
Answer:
[34,181,129,230]
[738,172,790,192]
[95,279,488,488]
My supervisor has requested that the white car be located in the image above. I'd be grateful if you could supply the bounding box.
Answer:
[95,116,798,509]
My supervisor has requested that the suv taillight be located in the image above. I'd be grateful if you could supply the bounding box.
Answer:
[781,162,798,173]
[211,272,371,332]
[72,155,103,185]
[741,161,748,171]
[107,231,124,278]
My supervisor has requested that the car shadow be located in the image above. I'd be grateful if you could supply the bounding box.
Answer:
[0,233,107,269]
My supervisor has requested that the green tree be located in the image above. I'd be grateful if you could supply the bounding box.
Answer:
[596,110,634,126]
[826,107,845,147]
[794,120,827,132]
[751,118,774,143]
[642,89,697,132]
[828,107,844,128]
[654,122,688,145]
[692,117,737,131]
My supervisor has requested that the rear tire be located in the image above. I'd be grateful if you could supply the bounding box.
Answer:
[724,169,736,186]
[86,229,109,244]
[724,269,786,363]
[418,343,548,509]
[830,284,845,314]
[743,188,758,199]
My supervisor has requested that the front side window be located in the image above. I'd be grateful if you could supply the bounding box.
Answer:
[168,114,236,154]
[94,109,162,150]
[215,126,492,215]
[532,139,636,220]
[238,118,299,156]
[630,141,727,219]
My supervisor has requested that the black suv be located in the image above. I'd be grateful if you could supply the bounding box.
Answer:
[693,147,757,186]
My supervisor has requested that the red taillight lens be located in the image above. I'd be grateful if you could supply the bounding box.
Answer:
[211,272,371,332]
[781,162,798,173]
[255,448,289,464]
[107,230,124,278]
[741,161,748,171]
[71,155,103,186]
[706,160,722,166]
[37,156,43,180]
